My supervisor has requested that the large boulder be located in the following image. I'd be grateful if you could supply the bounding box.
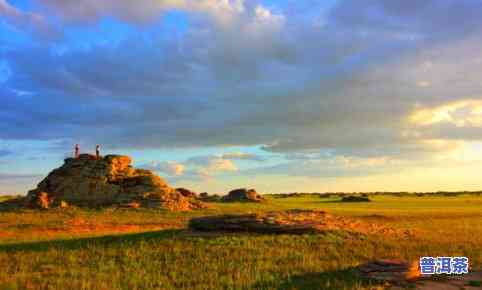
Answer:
[24,154,206,211]
[222,188,264,202]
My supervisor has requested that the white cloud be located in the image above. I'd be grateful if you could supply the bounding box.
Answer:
[187,155,238,173]
[4,0,482,183]
[410,99,482,128]
[0,0,54,37]
[141,154,240,181]
[142,161,185,176]
[33,0,253,25]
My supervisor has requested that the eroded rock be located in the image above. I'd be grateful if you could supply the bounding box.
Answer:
[23,154,207,211]
[189,210,413,236]
[222,188,265,202]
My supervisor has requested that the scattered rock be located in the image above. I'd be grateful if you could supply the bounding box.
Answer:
[341,195,371,202]
[222,188,265,202]
[21,154,207,211]
[357,259,420,284]
[189,210,411,236]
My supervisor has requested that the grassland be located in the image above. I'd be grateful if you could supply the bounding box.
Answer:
[0,194,481,290]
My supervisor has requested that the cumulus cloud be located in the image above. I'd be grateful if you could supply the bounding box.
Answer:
[31,0,257,26]
[410,99,482,128]
[140,154,241,181]
[3,0,482,176]
[186,155,238,174]
[142,161,185,176]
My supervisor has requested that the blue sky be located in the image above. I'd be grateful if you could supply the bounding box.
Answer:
[2,0,482,195]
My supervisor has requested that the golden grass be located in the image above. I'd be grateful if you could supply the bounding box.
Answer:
[0,194,480,289]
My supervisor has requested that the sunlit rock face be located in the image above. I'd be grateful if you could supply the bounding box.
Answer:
[25,154,206,211]
[222,188,265,203]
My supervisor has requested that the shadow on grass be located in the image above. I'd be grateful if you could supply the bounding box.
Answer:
[0,229,186,253]
[254,268,384,290]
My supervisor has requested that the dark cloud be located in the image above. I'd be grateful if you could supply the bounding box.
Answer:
[2,0,482,162]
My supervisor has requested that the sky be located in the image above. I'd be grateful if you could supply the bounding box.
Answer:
[1,0,482,195]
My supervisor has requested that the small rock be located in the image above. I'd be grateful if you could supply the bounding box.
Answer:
[341,195,371,202]
[358,259,420,284]
[222,188,265,202]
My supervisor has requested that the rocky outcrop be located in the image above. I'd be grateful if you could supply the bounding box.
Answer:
[190,210,331,234]
[189,210,417,237]
[222,188,264,202]
[24,154,206,211]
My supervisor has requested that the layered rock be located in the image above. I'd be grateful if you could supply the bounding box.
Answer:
[24,154,206,211]
[222,188,264,202]
[189,210,417,237]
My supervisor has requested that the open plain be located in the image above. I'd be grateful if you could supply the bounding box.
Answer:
[0,194,481,290]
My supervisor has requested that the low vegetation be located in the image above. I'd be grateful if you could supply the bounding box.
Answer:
[0,194,481,289]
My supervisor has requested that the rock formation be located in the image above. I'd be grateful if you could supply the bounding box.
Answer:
[357,259,420,284]
[24,154,206,211]
[189,210,417,237]
[222,188,264,202]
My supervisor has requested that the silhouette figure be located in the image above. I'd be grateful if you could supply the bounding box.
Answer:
[96,145,100,159]
[74,144,80,158]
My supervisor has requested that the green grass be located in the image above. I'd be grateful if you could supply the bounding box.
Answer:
[0,194,481,289]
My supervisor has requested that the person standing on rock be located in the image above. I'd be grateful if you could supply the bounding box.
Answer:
[74,144,80,158]
[96,145,101,159]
